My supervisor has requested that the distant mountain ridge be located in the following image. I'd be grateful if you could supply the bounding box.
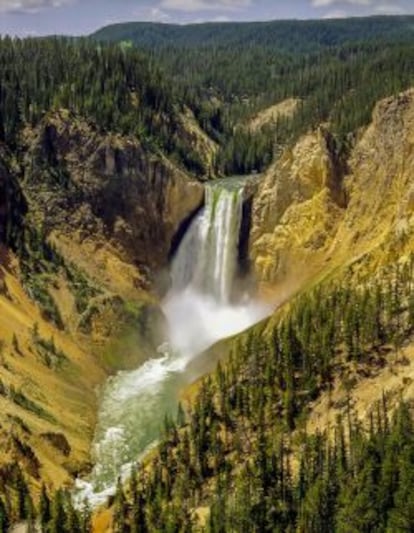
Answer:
[90,16,414,176]
[92,16,414,52]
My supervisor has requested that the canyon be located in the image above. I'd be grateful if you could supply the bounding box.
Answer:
[2,88,414,500]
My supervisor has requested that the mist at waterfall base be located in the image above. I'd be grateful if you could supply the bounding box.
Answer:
[75,183,271,507]
[164,184,268,358]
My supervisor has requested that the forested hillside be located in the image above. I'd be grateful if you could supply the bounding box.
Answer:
[107,257,414,533]
[0,37,210,175]
[94,17,414,175]
[3,20,414,177]
[93,17,414,53]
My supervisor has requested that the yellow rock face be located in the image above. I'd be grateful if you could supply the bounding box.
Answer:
[178,107,219,175]
[251,127,345,291]
[247,98,300,132]
[251,88,414,295]
[0,254,105,492]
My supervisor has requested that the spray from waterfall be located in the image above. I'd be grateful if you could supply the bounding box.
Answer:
[163,182,267,358]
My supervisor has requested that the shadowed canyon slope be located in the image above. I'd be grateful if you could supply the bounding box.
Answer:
[21,111,204,292]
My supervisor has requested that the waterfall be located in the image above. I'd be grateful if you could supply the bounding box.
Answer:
[75,180,270,507]
[163,182,268,359]
[170,184,243,303]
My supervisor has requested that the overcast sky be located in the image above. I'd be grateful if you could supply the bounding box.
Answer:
[1,0,414,37]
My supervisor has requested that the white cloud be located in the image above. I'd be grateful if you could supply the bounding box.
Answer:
[0,0,72,13]
[192,14,231,23]
[312,0,373,6]
[323,8,348,18]
[375,3,406,14]
[132,6,171,22]
[161,0,251,12]
[311,0,406,16]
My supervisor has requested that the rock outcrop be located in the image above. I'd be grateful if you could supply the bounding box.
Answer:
[334,89,414,261]
[251,127,346,288]
[0,150,9,243]
[177,107,219,177]
[251,89,414,293]
[21,110,204,297]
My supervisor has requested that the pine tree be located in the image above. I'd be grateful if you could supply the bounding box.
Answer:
[39,483,51,529]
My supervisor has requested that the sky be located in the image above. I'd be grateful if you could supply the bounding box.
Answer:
[0,0,414,37]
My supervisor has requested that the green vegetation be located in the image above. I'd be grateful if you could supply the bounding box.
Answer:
[111,402,414,532]
[0,463,34,531]
[65,265,101,315]
[93,17,414,53]
[34,334,68,369]
[106,258,414,531]
[9,386,56,424]
[6,201,100,331]
[0,467,90,533]
[17,228,65,328]
[94,17,414,175]
[0,37,196,172]
[2,18,414,179]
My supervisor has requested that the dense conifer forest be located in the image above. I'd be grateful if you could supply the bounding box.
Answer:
[0,38,179,154]
[94,17,414,174]
[2,17,414,177]
[104,259,414,532]
[93,17,414,54]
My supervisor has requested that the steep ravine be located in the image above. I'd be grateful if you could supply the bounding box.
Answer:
[76,181,269,506]
[92,90,414,532]
[3,87,414,518]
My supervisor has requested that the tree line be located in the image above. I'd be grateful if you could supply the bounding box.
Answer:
[94,19,414,175]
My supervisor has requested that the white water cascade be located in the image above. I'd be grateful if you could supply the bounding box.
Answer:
[171,185,243,303]
[163,183,268,358]
[75,181,270,506]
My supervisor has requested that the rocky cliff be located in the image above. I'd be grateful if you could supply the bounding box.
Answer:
[21,110,204,296]
[251,89,414,295]
[251,127,346,291]
[0,151,10,243]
